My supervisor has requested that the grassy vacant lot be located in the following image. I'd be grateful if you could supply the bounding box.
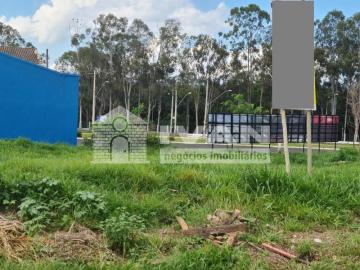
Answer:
[0,139,359,269]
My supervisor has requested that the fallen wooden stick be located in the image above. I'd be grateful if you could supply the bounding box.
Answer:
[261,243,296,260]
[175,216,189,231]
[261,243,309,265]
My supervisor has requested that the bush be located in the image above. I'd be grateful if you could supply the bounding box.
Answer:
[16,179,72,233]
[331,148,360,162]
[103,208,146,256]
[72,191,106,220]
[0,178,107,233]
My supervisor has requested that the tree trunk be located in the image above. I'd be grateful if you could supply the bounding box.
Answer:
[260,77,264,109]
[203,78,210,135]
[186,97,190,133]
[109,90,112,117]
[147,87,151,132]
[92,70,96,125]
[170,89,174,133]
[174,87,178,133]
[156,85,162,132]
[125,82,132,121]
[195,99,199,134]
[354,117,359,143]
[247,40,251,103]
[343,89,349,141]
[331,77,337,115]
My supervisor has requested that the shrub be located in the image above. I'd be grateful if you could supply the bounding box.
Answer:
[103,208,146,256]
[1,178,107,233]
[72,191,106,220]
[331,148,360,162]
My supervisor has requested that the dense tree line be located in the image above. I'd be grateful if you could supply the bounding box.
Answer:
[0,5,359,139]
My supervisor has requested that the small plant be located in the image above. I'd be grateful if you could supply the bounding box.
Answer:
[296,240,315,261]
[18,198,53,233]
[8,178,107,232]
[103,208,146,256]
[72,191,106,220]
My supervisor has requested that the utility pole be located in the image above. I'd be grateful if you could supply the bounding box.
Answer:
[46,49,49,68]
[79,98,82,129]
[92,70,96,125]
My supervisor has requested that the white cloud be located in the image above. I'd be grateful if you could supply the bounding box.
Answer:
[2,0,229,45]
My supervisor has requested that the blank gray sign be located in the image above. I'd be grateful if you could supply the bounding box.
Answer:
[272,0,315,110]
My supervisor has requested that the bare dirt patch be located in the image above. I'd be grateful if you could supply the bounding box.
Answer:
[38,223,118,263]
[0,216,118,263]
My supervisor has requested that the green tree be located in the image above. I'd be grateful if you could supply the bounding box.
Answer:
[222,94,265,114]
[221,4,270,103]
[191,34,228,134]
[0,22,33,47]
[315,11,345,115]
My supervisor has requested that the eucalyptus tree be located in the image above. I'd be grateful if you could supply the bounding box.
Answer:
[88,15,153,120]
[0,21,33,47]
[157,19,185,132]
[348,80,360,143]
[191,34,228,134]
[128,19,154,110]
[315,11,345,115]
[253,41,272,110]
[221,4,270,104]
[56,45,109,127]
[337,12,360,140]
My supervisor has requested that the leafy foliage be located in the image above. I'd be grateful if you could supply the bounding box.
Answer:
[103,208,146,256]
[0,177,106,233]
[0,22,33,47]
[222,94,266,113]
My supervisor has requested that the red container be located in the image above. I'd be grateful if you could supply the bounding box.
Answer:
[313,115,339,125]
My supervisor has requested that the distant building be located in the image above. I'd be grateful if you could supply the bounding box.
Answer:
[0,48,79,145]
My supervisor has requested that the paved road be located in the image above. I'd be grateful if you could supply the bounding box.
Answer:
[169,143,338,153]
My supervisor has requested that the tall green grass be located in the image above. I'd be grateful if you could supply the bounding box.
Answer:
[0,139,359,269]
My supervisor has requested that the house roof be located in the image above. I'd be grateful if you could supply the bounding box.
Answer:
[99,105,147,125]
[0,47,40,64]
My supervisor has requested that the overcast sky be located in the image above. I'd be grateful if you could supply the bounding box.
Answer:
[1,0,359,65]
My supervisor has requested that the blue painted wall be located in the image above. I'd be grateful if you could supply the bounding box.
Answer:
[0,52,79,145]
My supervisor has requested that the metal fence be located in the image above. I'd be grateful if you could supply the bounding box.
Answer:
[208,113,339,147]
